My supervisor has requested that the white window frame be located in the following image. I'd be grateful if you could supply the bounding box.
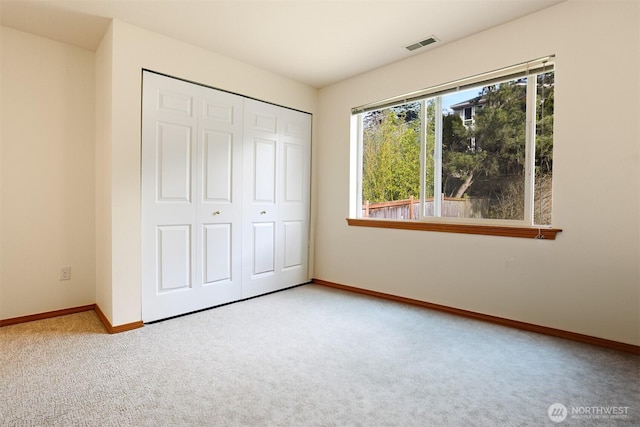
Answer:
[351,56,555,228]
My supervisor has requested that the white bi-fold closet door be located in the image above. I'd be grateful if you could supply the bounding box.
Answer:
[141,71,311,323]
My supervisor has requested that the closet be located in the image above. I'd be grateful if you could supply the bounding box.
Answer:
[141,71,311,322]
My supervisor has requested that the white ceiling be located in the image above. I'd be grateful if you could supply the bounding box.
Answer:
[0,0,565,88]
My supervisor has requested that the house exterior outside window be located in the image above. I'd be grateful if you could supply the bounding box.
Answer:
[450,96,487,128]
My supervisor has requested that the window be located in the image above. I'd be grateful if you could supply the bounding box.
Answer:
[351,57,556,233]
[463,106,472,121]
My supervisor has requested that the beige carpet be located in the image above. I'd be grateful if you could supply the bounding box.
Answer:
[1,284,638,426]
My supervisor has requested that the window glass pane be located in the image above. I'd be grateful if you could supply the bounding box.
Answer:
[361,103,421,220]
[438,79,527,220]
[424,100,436,216]
[534,71,554,225]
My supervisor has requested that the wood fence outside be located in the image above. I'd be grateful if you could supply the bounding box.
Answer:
[363,196,490,220]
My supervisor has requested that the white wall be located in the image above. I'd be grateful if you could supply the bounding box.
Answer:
[315,1,640,345]
[94,23,113,322]
[0,27,96,319]
[98,20,319,326]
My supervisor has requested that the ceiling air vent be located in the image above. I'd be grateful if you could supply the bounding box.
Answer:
[405,36,439,52]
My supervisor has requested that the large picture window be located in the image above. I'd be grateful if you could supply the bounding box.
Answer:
[353,57,554,228]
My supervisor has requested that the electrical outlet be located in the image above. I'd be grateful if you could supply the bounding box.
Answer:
[59,266,71,281]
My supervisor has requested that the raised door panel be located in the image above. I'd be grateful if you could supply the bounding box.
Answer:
[203,130,233,203]
[252,222,276,276]
[157,123,193,202]
[203,223,232,284]
[253,138,277,203]
[251,112,277,133]
[158,90,192,116]
[283,143,304,203]
[203,99,234,124]
[157,225,192,292]
[283,220,303,269]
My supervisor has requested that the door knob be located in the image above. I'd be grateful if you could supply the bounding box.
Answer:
[260,210,267,215]
[213,210,221,215]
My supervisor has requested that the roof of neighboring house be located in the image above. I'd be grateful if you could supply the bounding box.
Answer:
[449,95,487,111]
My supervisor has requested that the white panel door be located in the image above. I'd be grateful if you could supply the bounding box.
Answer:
[142,71,243,322]
[196,88,244,304]
[242,99,311,298]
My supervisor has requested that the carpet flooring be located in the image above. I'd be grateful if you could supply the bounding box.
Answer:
[1,284,638,426]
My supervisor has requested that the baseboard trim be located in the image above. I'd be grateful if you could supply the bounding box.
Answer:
[312,279,640,355]
[0,304,144,334]
[94,304,144,334]
[0,304,96,327]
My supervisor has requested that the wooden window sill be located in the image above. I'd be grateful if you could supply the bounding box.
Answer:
[346,218,562,240]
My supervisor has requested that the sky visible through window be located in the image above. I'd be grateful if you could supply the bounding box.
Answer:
[442,87,478,113]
